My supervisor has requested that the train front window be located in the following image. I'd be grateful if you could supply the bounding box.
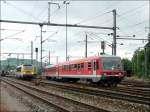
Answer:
[16,67,21,72]
[102,58,122,70]
[23,65,33,70]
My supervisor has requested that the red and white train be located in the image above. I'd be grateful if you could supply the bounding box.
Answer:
[44,55,125,86]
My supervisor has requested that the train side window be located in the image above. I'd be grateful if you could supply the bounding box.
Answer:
[69,65,72,70]
[88,62,92,70]
[64,65,67,70]
[67,65,70,70]
[77,64,80,70]
[71,64,74,70]
[66,65,69,70]
[81,63,84,69]
[72,64,77,70]
[74,64,77,70]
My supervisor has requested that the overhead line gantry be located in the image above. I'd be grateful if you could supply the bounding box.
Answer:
[0,9,117,71]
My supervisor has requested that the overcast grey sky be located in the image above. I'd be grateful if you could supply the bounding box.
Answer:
[1,0,149,63]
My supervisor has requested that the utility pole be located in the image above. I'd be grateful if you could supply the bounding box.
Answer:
[35,48,38,64]
[0,32,1,72]
[31,41,33,64]
[144,47,147,78]
[22,54,24,64]
[35,48,38,74]
[64,1,70,61]
[136,50,139,74]
[49,50,50,65]
[101,41,105,54]
[112,9,117,55]
[85,33,87,58]
[48,2,50,23]
[17,54,19,66]
[39,24,43,74]
[111,43,114,55]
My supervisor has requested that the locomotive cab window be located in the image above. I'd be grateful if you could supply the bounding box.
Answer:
[102,58,122,70]
[16,67,21,72]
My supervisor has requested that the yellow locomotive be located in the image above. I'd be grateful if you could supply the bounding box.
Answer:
[15,64,36,78]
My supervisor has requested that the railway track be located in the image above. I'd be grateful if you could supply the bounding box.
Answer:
[40,80,150,105]
[7,75,150,96]
[105,86,150,97]
[91,83,150,97]
[75,81,150,97]
[5,75,150,96]
[1,77,111,112]
[3,76,150,105]
[120,80,150,88]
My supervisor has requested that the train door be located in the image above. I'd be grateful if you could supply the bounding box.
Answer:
[93,60,97,76]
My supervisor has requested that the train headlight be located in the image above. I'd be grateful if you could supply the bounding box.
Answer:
[103,73,107,75]
[119,73,122,75]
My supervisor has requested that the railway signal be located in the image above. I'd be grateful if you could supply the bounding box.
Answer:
[101,41,106,54]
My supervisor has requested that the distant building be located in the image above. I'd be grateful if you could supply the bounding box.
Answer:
[1,58,41,70]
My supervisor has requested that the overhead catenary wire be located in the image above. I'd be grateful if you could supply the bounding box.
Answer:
[0,28,24,32]
[4,2,43,22]
[118,3,148,19]
[88,32,112,45]
[96,3,148,28]
[42,1,65,23]
[74,1,122,25]
[75,10,112,25]
[1,30,25,41]
[121,19,149,29]
[116,3,148,27]
[49,2,66,18]
[42,32,58,43]
[29,1,39,20]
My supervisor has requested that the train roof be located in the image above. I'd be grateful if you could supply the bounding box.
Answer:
[45,64,59,68]
[16,64,34,68]
[45,55,121,68]
[59,55,120,65]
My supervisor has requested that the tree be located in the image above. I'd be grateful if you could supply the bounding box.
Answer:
[131,33,150,79]
[121,59,132,76]
[148,33,150,43]
[146,33,150,78]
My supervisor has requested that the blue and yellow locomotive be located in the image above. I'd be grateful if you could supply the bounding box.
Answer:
[15,64,36,78]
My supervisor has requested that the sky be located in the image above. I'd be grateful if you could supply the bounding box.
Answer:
[0,0,149,64]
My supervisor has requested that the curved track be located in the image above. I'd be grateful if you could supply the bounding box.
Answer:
[1,77,111,112]
[41,80,150,105]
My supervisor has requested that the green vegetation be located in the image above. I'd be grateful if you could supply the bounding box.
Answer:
[121,59,132,76]
[122,33,150,80]
[131,33,150,80]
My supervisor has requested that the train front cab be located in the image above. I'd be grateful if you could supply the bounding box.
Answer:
[97,56,125,86]
[15,65,36,79]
